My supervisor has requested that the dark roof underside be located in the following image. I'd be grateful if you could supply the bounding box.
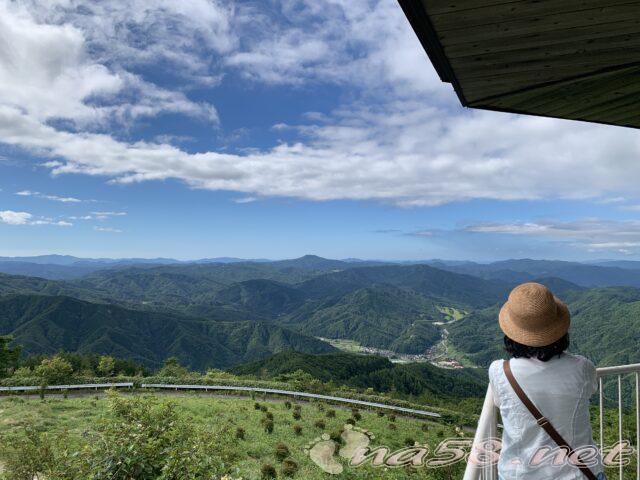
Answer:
[398,0,640,129]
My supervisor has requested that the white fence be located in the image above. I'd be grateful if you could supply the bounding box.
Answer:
[464,363,640,480]
[0,381,440,418]
[0,382,134,392]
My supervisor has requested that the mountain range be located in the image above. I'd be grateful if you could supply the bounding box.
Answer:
[1,254,639,371]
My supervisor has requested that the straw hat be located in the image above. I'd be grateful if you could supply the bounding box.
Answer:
[499,282,570,347]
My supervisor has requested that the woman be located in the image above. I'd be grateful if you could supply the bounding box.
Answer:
[489,282,605,479]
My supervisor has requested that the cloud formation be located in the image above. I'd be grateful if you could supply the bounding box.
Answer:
[0,210,72,226]
[1,0,640,210]
[466,219,640,255]
[16,190,82,203]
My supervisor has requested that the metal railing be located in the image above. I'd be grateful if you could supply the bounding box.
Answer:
[141,383,442,417]
[0,381,440,418]
[0,382,134,392]
[464,363,640,480]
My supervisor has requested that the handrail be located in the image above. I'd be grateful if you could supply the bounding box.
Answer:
[0,381,441,418]
[464,363,640,480]
[141,383,442,417]
[0,382,134,392]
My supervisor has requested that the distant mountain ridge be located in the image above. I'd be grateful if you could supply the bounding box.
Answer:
[0,294,334,369]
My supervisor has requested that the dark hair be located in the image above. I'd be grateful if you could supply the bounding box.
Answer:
[503,334,569,362]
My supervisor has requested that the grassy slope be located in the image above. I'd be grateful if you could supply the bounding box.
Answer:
[0,394,465,480]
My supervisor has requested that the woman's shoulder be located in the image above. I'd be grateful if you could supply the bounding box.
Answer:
[488,359,505,379]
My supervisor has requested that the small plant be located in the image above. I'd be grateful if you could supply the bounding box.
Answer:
[236,427,245,440]
[254,402,262,410]
[346,418,356,425]
[314,419,326,430]
[274,443,290,462]
[421,424,429,432]
[265,412,274,421]
[389,423,397,431]
[404,437,416,447]
[351,408,359,416]
[260,405,268,413]
[389,414,396,422]
[330,429,344,445]
[377,410,385,417]
[62,389,68,399]
[326,409,336,418]
[282,458,298,477]
[261,463,277,479]
[317,403,325,412]
[293,404,301,412]
[293,424,303,436]
[284,401,292,409]
[353,412,362,421]
[264,420,274,434]
[292,410,301,420]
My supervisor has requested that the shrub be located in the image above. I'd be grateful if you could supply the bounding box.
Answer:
[292,411,301,420]
[317,403,325,412]
[346,418,356,425]
[329,430,344,445]
[282,458,298,477]
[97,355,116,377]
[284,401,292,409]
[274,443,290,462]
[404,437,416,447]
[35,355,73,385]
[260,405,269,413]
[389,414,396,422]
[352,412,362,421]
[293,424,303,436]
[265,412,274,421]
[293,404,301,412]
[314,419,326,430]
[326,409,336,418]
[236,427,245,440]
[254,402,262,410]
[261,463,277,479]
[264,420,274,434]
[377,410,385,417]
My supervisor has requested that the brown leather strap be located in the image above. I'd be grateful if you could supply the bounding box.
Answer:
[503,360,598,480]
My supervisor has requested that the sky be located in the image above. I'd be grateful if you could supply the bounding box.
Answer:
[1,0,640,261]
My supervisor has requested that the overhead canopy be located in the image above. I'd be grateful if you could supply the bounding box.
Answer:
[397,0,640,129]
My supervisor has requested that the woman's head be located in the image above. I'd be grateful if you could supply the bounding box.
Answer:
[503,333,569,361]
[498,282,571,350]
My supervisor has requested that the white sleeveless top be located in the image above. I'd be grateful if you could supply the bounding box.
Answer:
[489,353,605,479]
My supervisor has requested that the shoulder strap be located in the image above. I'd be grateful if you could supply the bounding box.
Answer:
[503,359,597,480]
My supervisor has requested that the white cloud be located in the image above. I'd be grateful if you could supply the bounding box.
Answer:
[1,0,640,210]
[233,197,257,204]
[0,210,33,225]
[16,190,82,203]
[94,226,122,233]
[466,219,640,254]
[0,210,72,226]
[0,1,218,128]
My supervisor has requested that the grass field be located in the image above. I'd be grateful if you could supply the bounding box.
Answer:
[0,392,467,479]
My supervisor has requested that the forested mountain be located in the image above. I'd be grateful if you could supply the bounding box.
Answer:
[0,294,334,369]
[440,259,640,288]
[448,287,640,368]
[1,255,638,371]
[230,351,486,398]
[280,285,443,353]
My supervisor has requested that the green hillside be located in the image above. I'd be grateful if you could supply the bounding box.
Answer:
[231,351,487,399]
[281,285,443,353]
[448,287,640,368]
[0,295,334,369]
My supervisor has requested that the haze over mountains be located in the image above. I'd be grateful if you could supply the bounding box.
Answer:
[0,254,639,371]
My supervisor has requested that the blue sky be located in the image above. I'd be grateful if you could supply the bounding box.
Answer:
[1,0,640,261]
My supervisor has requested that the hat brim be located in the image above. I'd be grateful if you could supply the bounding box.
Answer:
[498,297,570,347]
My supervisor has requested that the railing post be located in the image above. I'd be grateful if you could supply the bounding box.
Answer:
[464,384,498,480]
[618,375,623,480]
